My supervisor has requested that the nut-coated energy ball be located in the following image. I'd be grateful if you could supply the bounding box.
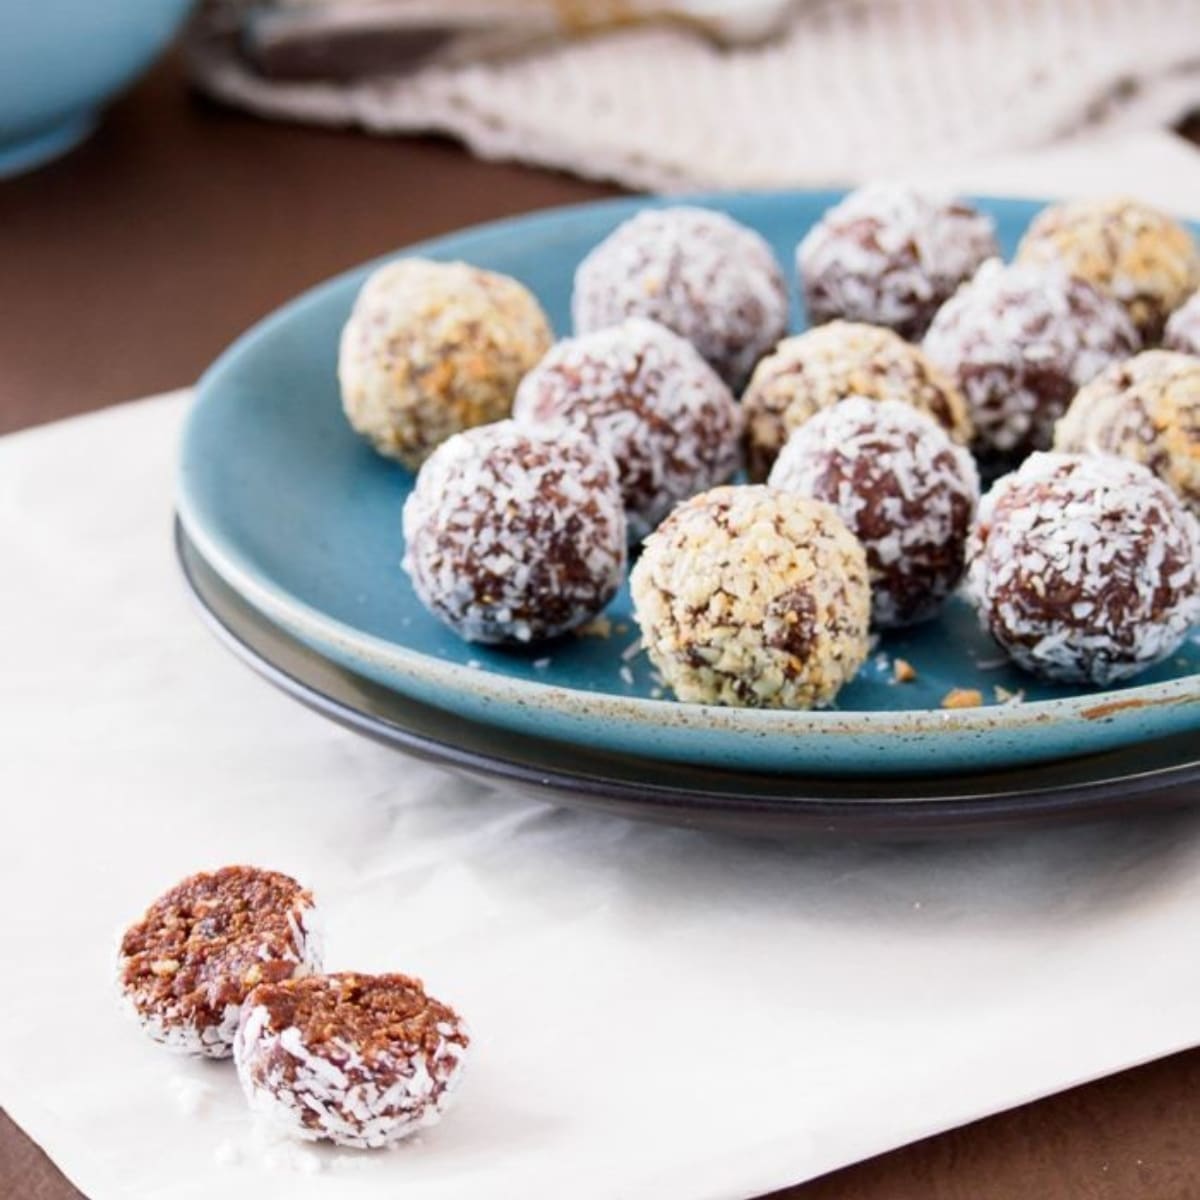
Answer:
[572,206,788,388]
[117,866,321,1058]
[922,259,1140,458]
[513,318,742,540]
[769,397,979,628]
[402,421,626,644]
[966,453,1200,684]
[630,485,871,708]
[741,320,971,481]
[234,973,468,1149]
[1016,196,1200,343]
[1054,350,1200,518]
[339,258,553,468]
[797,184,998,341]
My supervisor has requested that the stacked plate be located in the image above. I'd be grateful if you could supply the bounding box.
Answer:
[176,191,1200,836]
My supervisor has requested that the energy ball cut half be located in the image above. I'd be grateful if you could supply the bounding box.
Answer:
[741,320,971,481]
[631,485,871,708]
[797,184,998,341]
[1054,350,1200,518]
[571,206,788,389]
[234,973,469,1149]
[339,258,553,469]
[513,317,742,540]
[769,396,980,628]
[966,453,1200,685]
[922,259,1140,458]
[1016,196,1200,343]
[117,866,321,1058]
[402,420,627,643]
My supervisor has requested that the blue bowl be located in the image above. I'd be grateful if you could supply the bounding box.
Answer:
[0,0,193,177]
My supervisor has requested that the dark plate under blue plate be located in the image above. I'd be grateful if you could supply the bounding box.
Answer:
[177,191,1200,776]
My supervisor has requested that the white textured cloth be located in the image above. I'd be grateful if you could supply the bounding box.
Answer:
[190,0,1200,190]
[3,135,1200,1200]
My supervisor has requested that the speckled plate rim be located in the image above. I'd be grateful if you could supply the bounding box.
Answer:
[176,520,1200,836]
[177,190,1200,753]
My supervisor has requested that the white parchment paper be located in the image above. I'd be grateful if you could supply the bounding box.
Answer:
[3,133,1200,1200]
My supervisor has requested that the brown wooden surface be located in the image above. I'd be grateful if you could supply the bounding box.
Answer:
[3,48,1200,1200]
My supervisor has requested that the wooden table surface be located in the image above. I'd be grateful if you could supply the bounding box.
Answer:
[4,50,1200,1200]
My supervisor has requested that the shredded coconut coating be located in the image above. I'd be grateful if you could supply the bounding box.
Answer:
[513,318,742,540]
[118,867,321,1059]
[402,420,627,644]
[630,485,871,707]
[922,259,1140,458]
[966,453,1200,685]
[741,320,971,481]
[1164,291,1200,355]
[1016,196,1200,344]
[769,397,979,628]
[339,258,552,469]
[1054,350,1200,518]
[234,973,468,1150]
[797,184,998,341]
[571,206,788,389]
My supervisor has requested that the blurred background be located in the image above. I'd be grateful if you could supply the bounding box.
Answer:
[2,0,1199,427]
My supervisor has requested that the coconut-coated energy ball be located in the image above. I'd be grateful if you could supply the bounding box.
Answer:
[117,866,321,1058]
[1016,197,1200,343]
[571,206,788,389]
[797,185,998,341]
[630,486,871,708]
[966,453,1200,685]
[741,320,972,481]
[1054,350,1200,518]
[339,259,553,469]
[402,421,626,644]
[512,318,741,540]
[1164,292,1200,355]
[234,973,468,1149]
[922,259,1140,458]
[769,397,979,628]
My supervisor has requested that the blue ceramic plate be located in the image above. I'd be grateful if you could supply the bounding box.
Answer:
[178,191,1200,776]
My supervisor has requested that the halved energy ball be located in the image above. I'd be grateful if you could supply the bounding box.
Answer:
[631,485,871,708]
[769,397,979,628]
[339,258,552,468]
[1016,196,1200,343]
[513,318,742,540]
[117,866,321,1058]
[922,259,1139,459]
[402,420,627,643]
[1054,350,1200,518]
[234,973,469,1149]
[966,453,1200,685]
[797,184,998,341]
[571,206,788,389]
[741,321,971,481]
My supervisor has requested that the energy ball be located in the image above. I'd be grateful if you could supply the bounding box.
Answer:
[1164,291,1200,354]
[768,397,980,628]
[797,184,998,341]
[922,259,1140,458]
[966,453,1200,685]
[512,318,742,540]
[234,973,468,1149]
[630,485,871,708]
[1016,196,1200,343]
[571,206,788,389]
[1054,350,1200,517]
[118,866,321,1058]
[402,420,626,644]
[741,320,972,481]
[339,258,552,469]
